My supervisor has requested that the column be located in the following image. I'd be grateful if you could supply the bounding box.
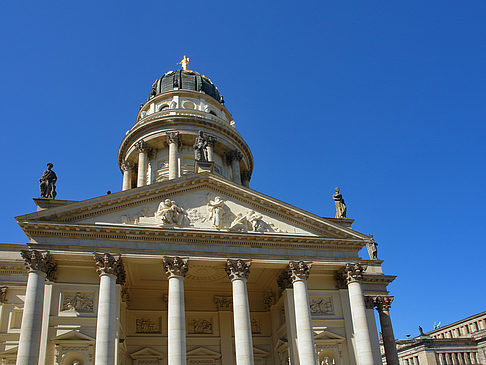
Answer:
[288,261,317,365]
[206,135,215,162]
[371,296,399,365]
[16,250,56,365]
[339,263,374,365]
[135,140,149,187]
[94,253,125,365]
[163,257,189,365]
[225,259,254,365]
[215,296,235,365]
[241,171,251,188]
[121,161,134,191]
[166,132,180,180]
[228,151,243,184]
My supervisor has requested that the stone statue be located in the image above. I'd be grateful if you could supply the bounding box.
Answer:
[207,196,225,228]
[193,131,208,162]
[366,234,378,260]
[39,163,57,199]
[333,187,346,218]
[419,326,425,336]
[155,199,187,225]
[177,55,190,71]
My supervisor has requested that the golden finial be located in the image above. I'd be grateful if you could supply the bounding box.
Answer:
[177,55,190,71]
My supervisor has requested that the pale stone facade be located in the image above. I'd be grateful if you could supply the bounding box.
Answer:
[389,312,486,365]
[0,62,399,365]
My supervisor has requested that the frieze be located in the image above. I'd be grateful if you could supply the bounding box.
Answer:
[187,319,213,334]
[214,296,232,311]
[61,291,94,313]
[251,318,262,334]
[309,296,334,316]
[136,317,161,334]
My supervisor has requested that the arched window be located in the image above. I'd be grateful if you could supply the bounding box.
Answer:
[158,104,169,111]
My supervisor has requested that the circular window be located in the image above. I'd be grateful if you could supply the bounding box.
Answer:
[182,101,195,109]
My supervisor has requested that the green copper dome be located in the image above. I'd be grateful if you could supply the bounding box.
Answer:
[148,70,222,102]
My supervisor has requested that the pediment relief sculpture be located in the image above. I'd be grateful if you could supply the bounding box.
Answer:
[117,194,293,234]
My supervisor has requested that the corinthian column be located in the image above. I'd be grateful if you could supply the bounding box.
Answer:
[121,161,135,191]
[166,132,180,180]
[226,259,254,365]
[94,253,125,365]
[339,263,374,365]
[17,250,56,365]
[370,296,399,365]
[288,261,317,365]
[135,140,149,187]
[163,257,189,365]
[228,151,243,184]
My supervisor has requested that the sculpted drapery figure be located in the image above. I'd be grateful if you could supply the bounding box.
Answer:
[155,199,187,225]
[39,163,57,199]
[366,234,378,260]
[193,131,208,162]
[333,187,346,218]
[207,196,225,228]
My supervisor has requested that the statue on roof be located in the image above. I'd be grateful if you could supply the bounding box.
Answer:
[177,55,190,71]
[333,187,346,218]
[366,234,378,260]
[39,163,57,199]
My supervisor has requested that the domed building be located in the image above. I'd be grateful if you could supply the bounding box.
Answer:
[0,57,399,365]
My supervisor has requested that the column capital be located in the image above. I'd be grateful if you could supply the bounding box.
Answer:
[166,131,181,145]
[338,263,366,285]
[93,253,126,285]
[226,150,243,163]
[288,261,312,283]
[121,160,135,172]
[0,286,7,303]
[135,140,149,153]
[367,295,394,312]
[225,259,251,281]
[20,250,56,281]
[277,270,292,292]
[163,256,188,278]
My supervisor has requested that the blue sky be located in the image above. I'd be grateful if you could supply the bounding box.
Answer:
[1,1,485,339]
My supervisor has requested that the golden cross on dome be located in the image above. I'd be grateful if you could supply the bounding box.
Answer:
[177,55,190,71]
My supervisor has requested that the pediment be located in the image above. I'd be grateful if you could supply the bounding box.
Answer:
[17,173,365,241]
[253,346,270,357]
[314,327,346,341]
[130,347,164,359]
[186,347,221,359]
[52,330,95,343]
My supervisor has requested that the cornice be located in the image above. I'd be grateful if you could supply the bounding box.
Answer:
[18,221,364,251]
[362,274,396,285]
[16,174,365,241]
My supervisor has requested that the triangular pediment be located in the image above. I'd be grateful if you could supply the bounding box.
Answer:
[17,173,366,242]
[52,330,95,343]
[186,347,221,359]
[253,346,270,357]
[314,327,346,341]
[130,347,164,359]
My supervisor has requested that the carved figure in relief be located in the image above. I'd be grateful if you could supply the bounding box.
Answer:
[309,296,334,315]
[39,163,57,199]
[62,292,94,312]
[333,187,347,218]
[193,131,208,162]
[136,318,160,333]
[188,319,212,334]
[155,199,187,225]
[207,196,225,228]
[228,210,274,232]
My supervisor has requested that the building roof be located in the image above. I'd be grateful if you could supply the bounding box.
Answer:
[148,69,222,102]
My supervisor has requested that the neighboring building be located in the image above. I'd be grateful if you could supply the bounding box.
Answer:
[387,312,486,365]
[0,58,400,365]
